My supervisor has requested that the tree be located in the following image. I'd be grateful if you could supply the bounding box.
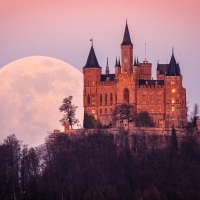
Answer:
[136,111,154,127]
[59,96,79,129]
[83,112,102,129]
[114,103,134,122]
[190,103,199,128]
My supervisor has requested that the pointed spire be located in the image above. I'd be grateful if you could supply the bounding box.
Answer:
[134,57,137,66]
[166,49,181,76]
[84,45,101,68]
[121,21,133,45]
[118,57,121,66]
[105,57,109,74]
[137,56,139,66]
[106,57,109,70]
[115,56,118,66]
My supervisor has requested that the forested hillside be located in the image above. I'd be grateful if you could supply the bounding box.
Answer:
[0,128,200,200]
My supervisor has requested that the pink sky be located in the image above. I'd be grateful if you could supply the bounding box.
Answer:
[0,0,200,112]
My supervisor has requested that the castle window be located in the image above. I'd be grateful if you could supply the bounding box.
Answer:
[171,81,175,84]
[172,99,175,104]
[158,99,161,104]
[151,108,154,112]
[100,94,102,105]
[110,93,113,105]
[87,95,90,106]
[105,94,107,105]
[100,109,102,114]
[105,108,107,114]
[151,99,154,104]
[124,88,129,103]
[143,100,147,104]
[92,96,95,105]
[177,100,179,103]
[92,109,95,114]
[92,81,95,86]
[158,107,161,112]
[172,89,175,93]
[172,107,175,111]
[115,94,117,103]
[110,108,113,113]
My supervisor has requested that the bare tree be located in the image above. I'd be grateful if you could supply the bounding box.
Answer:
[189,103,199,128]
[59,96,79,129]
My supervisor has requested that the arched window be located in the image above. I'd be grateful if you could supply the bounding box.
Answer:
[124,88,129,103]
[110,93,113,105]
[105,93,107,105]
[87,95,90,106]
[100,94,102,105]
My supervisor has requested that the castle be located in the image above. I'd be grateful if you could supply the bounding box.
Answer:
[83,22,187,128]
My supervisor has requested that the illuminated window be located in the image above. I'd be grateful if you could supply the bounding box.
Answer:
[151,108,154,112]
[92,81,94,86]
[92,97,95,105]
[171,117,174,121]
[143,100,147,104]
[172,89,175,93]
[172,99,175,103]
[92,109,95,114]
[171,81,175,84]
[172,107,175,111]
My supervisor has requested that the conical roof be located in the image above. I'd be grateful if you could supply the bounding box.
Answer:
[121,21,133,45]
[84,45,101,68]
[166,52,181,76]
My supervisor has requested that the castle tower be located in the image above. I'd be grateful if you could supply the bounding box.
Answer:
[83,44,102,117]
[121,21,133,74]
[164,50,187,127]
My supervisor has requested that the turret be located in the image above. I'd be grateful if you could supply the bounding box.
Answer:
[164,49,187,127]
[121,21,133,74]
[83,44,102,116]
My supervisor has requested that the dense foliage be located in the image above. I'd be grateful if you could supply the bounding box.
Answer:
[1,128,200,200]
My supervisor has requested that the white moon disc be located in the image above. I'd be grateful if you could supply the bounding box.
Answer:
[0,56,83,147]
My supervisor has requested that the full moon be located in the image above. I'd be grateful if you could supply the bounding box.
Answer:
[0,56,83,147]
